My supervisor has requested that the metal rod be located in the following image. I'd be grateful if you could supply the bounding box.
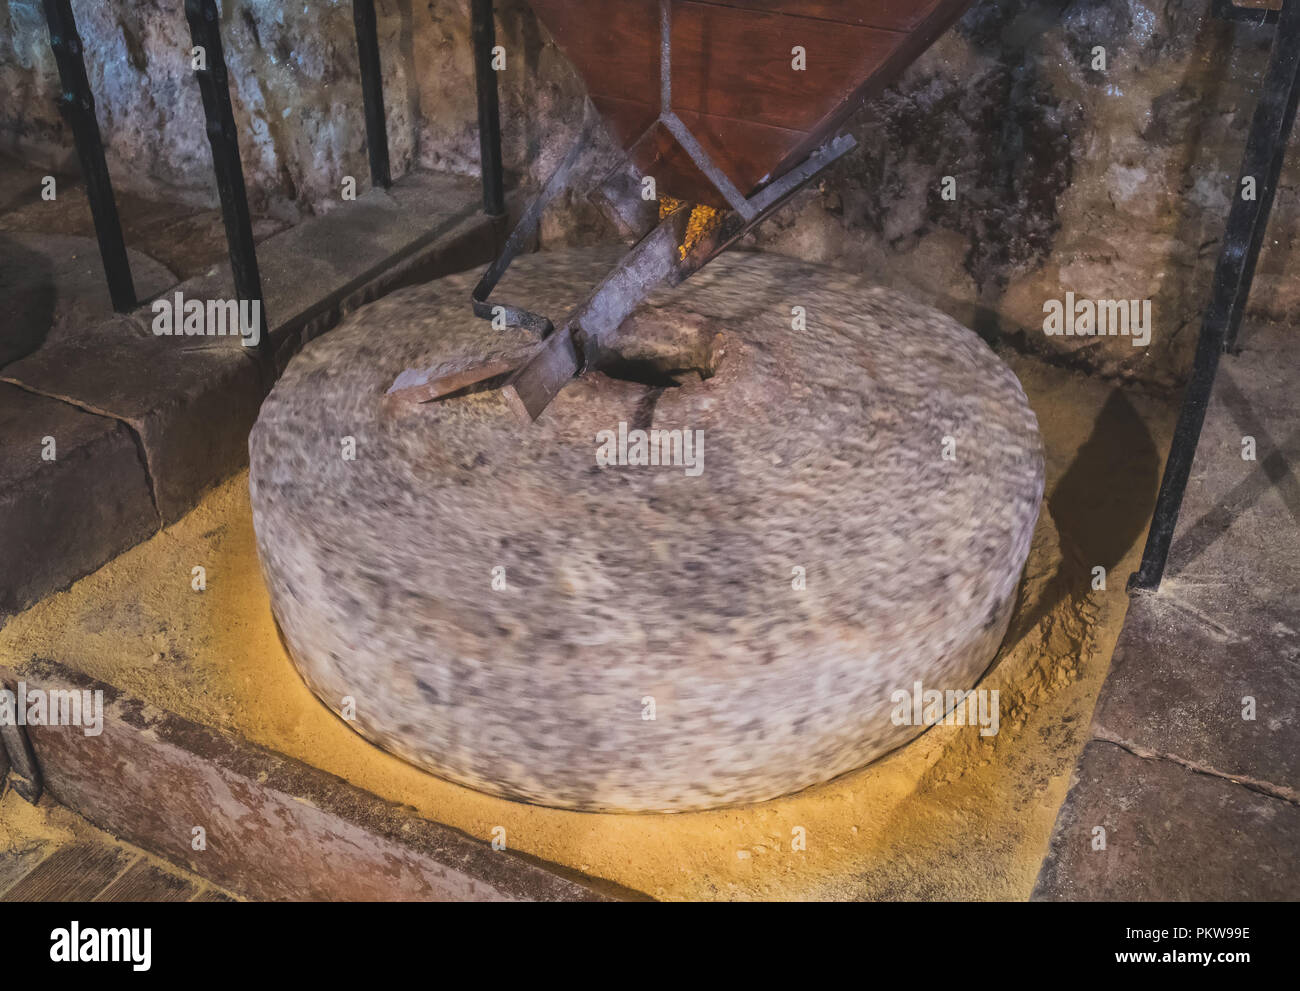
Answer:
[352,0,391,189]
[469,113,597,335]
[501,132,855,423]
[183,0,270,370]
[661,112,755,219]
[0,712,43,804]
[41,0,135,312]
[471,0,506,217]
[1129,0,1300,593]
[655,0,753,219]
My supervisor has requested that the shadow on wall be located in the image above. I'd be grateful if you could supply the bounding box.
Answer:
[0,232,55,368]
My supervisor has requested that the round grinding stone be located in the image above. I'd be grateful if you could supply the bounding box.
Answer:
[249,246,1044,812]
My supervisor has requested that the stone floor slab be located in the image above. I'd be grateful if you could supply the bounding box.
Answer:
[1092,592,1299,798]
[1033,739,1300,900]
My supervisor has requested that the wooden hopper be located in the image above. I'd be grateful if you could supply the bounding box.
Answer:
[528,0,973,207]
[391,0,974,419]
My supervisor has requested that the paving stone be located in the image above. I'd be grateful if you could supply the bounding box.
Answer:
[0,232,175,367]
[259,172,491,338]
[0,383,157,619]
[1033,739,1300,901]
[1163,351,1300,597]
[1092,593,1300,798]
[1040,318,1300,899]
[172,170,502,357]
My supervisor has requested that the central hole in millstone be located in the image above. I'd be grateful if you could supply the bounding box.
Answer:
[588,308,725,388]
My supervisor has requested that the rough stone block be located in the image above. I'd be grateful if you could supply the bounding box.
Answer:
[0,383,156,618]
[1,334,263,526]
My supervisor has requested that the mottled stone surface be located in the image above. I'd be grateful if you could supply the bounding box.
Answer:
[249,247,1043,812]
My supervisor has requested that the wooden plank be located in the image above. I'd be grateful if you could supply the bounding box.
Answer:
[93,859,200,903]
[386,358,518,404]
[674,108,808,192]
[589,95,659,153]
[768,0,971,179]
[670,1,902,132]
[598,95,810,203]
[625,118,731,206]
[528,0,659,104]
[531,0,970,204]
[687,0,939,31]
[3,843,133,902]
[1,659,640,902]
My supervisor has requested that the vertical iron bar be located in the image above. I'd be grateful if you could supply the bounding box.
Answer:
[1223,6,1300,352]
[41,0,135,312]
[183,0,269,370]
[1129,0,1300,593]
[471,0,506,217]
[352,0,391,189]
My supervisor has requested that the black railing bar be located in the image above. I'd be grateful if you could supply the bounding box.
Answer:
[41,0,136,313]
[1128,0,1300,593]
[183,0,271,375]
[352,0,391,189]
[471,0,506,217]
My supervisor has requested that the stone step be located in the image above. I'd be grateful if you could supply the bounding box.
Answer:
[0,169,507,622]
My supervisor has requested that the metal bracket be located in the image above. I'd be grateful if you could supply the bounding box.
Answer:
[468,110,600,337]
[391,0,857,419]
[0,700,43,804]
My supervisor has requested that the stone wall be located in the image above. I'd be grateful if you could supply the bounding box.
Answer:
[2,0,1295,388]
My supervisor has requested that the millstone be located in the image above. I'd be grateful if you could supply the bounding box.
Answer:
[249,246,1044,812]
